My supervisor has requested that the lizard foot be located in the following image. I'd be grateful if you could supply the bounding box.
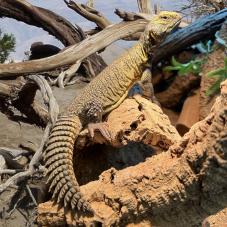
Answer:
[88,122,111,143]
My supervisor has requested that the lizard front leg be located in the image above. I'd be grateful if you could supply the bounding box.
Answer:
[130,68,161,106]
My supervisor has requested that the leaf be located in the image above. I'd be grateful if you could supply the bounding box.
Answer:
[171,56,182,67]
[163,56,204,76]
[207,69,225,77]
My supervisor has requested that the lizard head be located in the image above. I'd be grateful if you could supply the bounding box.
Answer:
[141,11,182,54]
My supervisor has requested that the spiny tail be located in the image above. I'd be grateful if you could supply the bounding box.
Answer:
[44,115,93,214]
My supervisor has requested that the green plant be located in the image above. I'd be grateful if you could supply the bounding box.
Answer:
[0,30,16,63]
[206,57,227,96]
[163,56,204,76]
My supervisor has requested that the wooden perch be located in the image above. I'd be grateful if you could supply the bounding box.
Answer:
[0,0,106,77]
[38,80,227,226]
[0,9,226,78]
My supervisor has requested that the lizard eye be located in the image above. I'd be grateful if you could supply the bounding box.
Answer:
[161,16,168,20]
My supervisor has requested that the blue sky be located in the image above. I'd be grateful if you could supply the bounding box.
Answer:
[0,0,188,60]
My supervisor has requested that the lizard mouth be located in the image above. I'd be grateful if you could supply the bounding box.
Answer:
[169,18,182,35]
[173,17,182,29]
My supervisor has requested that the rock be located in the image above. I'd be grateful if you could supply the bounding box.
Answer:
[202,208,227,227]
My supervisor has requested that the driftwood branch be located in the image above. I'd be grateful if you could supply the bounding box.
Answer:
[0,9,225,78]
[0,75,59,193]
[0,0,82,46]
[64,0,111,29]
[0,0,106,77]
[0,20,147,77]
[115,8,150,21]
[37,80,227,226]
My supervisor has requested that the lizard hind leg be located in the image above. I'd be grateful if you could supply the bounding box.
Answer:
[85,100,112,142]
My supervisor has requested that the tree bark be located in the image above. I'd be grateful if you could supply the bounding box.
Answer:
[37,80,227,227]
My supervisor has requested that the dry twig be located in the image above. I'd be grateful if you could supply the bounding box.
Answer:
[65,0,111,29]
[0,75,59,193]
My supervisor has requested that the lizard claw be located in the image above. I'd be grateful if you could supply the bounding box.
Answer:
[88,122,112,142]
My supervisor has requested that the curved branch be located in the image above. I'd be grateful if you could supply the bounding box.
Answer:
[0,0,82,46]
[65,0,111,29]
[0,20,147,77]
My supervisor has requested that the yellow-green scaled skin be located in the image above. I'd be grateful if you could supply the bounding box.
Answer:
[44,11,182,216]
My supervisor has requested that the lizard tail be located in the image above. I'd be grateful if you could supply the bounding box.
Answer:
[44,115,93,214]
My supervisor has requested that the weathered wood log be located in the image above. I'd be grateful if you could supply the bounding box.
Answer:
[0,75,59,194]
[0,9,226,78]
[37,80,227,227]
[0,0,106,77]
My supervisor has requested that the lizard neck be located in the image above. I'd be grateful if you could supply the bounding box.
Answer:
[139,32,157,59]
[127,42,150,81]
